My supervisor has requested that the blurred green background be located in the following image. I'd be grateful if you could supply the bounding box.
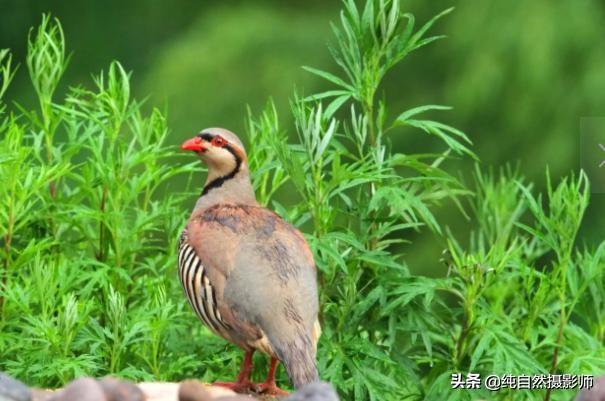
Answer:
[2,0,603,273]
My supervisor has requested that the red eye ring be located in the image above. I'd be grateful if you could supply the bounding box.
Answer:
[211,136,227,147]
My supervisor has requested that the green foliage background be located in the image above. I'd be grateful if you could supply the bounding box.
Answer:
[3,0,603,256]
[0,1,604,401]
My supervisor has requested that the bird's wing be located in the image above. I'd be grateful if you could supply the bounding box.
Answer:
[181,206,258,345]
[185,204,318,351]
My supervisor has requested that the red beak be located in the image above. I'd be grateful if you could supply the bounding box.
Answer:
[181,137,206,152]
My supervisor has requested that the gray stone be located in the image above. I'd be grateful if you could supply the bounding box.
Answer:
[140,382,235,401]
[46,378,106,401]
[575,375,605,401]
[30,388,53,401]
[284,382,339,401]
[0,372,31,401]
[178,380,211,401]
[215,394,256,400]
[99,377,145,401]
[180,381,256,401]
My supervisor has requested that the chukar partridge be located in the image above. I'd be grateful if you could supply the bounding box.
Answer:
[179,128,321,396]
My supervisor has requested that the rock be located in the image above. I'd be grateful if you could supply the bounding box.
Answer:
[179,381,339,401]
[46,378,106,401]
[284,382,339,401]
[139,382,236,401]
[99,378,145,401]
[179,381,253,401]
[30,388,54,401]
[214,394,256,400]
[178,381,212,401]
[0,373,32,401]
[135,383,179,401]
[214,394,256,401]
[575,375,605,401]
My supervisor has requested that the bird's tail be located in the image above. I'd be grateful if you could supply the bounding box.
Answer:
[273,333,319,389]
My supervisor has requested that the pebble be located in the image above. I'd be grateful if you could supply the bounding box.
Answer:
[46,378,106,401]
[141,382,235,401]
[31,389,54,401]
[0,372,32,401]
[178,380,211,401]
[179,380,257,401]
[99,378,145,401]
[575,375,605,401]
[214,394,256,401]
[178,381,339,401]
[214,395,256,401]
[284,382,339,401]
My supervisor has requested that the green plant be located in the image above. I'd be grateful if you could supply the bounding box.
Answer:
[0,15,201,386]
[0,2,603,401]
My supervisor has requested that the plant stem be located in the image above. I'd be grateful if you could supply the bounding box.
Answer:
[0,202,13,315]
[363,88,380,252]
[97,185,108,261]
[544,262,570,401]
[454,294,474,368]
[543,309,565,401]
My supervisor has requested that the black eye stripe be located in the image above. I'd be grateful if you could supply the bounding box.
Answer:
[198,133,214,142]
[198,133,228,147]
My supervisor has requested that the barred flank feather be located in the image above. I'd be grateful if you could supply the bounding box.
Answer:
[177,241,231,336]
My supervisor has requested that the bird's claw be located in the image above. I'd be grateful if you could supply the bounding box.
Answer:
[213,380,257,394]
[255,382,289,397]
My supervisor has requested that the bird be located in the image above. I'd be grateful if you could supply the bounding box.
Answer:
[178,128,321,396]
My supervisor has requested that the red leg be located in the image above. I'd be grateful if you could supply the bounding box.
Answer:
[257,357,289,396]
[214,350,256,393]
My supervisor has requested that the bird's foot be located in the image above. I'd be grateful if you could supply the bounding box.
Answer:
[213,380,256,394]
[256,381,289,397]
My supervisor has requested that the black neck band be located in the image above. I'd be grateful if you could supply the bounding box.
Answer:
[201,145,242,197]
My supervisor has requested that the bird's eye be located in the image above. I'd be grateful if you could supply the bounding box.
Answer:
[211,136,227,147]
